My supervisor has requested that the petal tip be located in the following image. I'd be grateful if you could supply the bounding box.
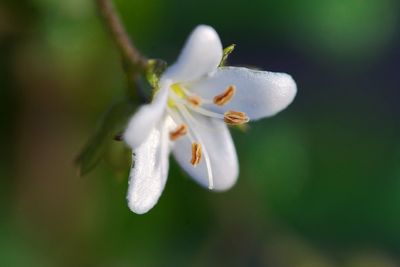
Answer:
[192,24,218,40]
[213,176,238,192]
[162,24,223,82]
[126,185,158,215]
[266,72,297,117]
[278,73,297,107]
[127,199,150,215]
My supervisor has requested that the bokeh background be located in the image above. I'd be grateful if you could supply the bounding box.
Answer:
[1,0,400,266]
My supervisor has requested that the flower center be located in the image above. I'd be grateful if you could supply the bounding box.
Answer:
[166,83,249,190]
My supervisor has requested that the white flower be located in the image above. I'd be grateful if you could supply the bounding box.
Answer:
[123,25,297,214]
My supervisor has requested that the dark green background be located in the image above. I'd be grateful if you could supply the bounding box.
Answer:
[1,0,399,266]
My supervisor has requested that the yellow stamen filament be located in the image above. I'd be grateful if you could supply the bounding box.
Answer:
[187,95,202,106]
[224,110,249,125]
[190,142,202,166]
[213,85,236,106]
[169,124,188,141]
[171,83,185,98]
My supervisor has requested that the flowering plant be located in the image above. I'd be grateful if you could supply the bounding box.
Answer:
[123,25,297,214]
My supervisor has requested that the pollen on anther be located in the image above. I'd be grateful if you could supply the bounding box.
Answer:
[224,110,249,125]
[190,142,202,166]
[213,85,236,106]
[187,95,202,106]
[169,124,188,141]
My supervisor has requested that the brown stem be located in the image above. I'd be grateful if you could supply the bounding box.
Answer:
[96,0,147,73]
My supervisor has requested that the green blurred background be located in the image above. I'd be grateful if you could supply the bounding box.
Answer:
[1,0,400,266]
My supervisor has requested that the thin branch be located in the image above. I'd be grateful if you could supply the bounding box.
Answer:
[96,0,147,73]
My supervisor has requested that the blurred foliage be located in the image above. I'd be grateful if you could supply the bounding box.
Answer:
[290,0,398,64]
[76,100,135,176]
[1,0,399,266]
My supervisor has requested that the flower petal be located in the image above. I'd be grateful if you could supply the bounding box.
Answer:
[189,67,297,120]
[161,25,223,83]
[123,86,169,149]
[172,112,238,191]
[126,117,174,214]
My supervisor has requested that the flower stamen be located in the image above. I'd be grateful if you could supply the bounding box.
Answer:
[213,85,236,106]
[190,142,202,166]
[175,103,214,189]
[169,123,188,141]
[187,95,202,106]
[224,110,249,125]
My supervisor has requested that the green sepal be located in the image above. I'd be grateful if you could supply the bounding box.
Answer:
[219,44,236,67]
[75,100,136,176]
[146,59,167,89]
[104,138,131,177]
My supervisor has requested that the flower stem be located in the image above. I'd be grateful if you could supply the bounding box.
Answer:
[96,0,147,73]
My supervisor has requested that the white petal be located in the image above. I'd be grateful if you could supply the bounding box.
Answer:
[189,67,297,120]
[126,117,174,214]
[172,113,238,191]
[123,86,169,149]
[161,25,223,83]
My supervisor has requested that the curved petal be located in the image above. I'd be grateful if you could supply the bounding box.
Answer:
[161,25,223,83]
[172,112,238,191]
[126,116,174,214]
[123,86,169,149]
[189,67,297,120]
